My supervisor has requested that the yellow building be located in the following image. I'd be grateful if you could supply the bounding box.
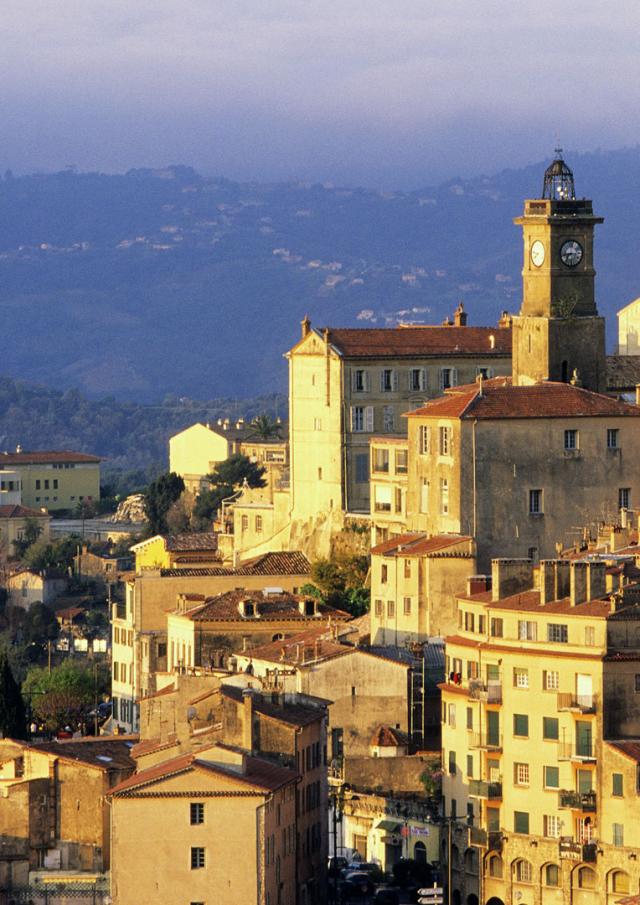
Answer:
[369,436,409,542]
[130,532,219,571]
[440,556,640,905]
[0,449,100,512]
[286,310,512,522]
[617,297,640,356]
[369,533,476,645]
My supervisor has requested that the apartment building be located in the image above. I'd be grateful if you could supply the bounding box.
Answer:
[440,556,640,905]
[369,435,409,542]
[0,449,100,512]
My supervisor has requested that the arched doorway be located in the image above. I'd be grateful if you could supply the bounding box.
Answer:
[486,898,505,905]
[414,841,427,863]
[452,891,461,905]
[467,895,479,905]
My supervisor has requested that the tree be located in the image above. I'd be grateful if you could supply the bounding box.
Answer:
[143,472,185,536]
[23,603,59,645]
[0,649,27,739]
[304,554,371,617]
[192,455,266,526]
[22,661,107,733]
[246,415,282,441]
[23,534,81,573]
[11,518,44,559]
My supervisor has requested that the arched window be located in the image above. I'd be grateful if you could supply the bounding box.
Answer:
[611,871,630,894]
[272,633,285,642]
[488,854,503,878]
[414,842,427,864]
[465,848,477,872]
[544,863,560,887]
[451,844,460,869]
[514,859,533,883]
[576,866,596,889]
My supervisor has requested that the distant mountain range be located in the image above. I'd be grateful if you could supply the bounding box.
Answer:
[1,149,638,401]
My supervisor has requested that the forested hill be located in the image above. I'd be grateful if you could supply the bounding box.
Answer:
[0,377,286,480]
[1,149,639,401]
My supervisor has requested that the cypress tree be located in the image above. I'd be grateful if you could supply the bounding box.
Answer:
[0,650,27,739]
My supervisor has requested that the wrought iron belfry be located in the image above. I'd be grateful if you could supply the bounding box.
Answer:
[542,148,576,200]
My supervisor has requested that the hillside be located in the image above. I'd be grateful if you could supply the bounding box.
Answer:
[1,149,638,400]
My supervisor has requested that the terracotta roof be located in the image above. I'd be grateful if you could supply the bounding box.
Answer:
[138,683,175,703]
[370,725,409,748]
[221,686,327,727]
[0,450,100,464]
[240,627,354,667]
[606,740,640,764]
[32,736,138,772]
[181,590,350,623]
[55,606,85,620]
[110,749,297,796]
[0,504,50,519]
[165,533,218,552]
[321,326,511,359]
[371,532,472,557]
[606,355,640,390]
[460,588,612,617]
[160,551,310,578]
[130,734,179,759]
[407,379,640,421]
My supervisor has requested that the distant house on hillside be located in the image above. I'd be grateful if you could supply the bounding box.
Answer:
[6,568,68,609]
[0,449,100,513]
[0,504,51,553]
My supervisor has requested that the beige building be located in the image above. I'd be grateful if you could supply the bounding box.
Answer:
[6,567,67,608]
[440,556,640,905]
[286,310,512,522]
[0,449,100,512]
[369,436,409,542]
[0,503,50,556]
[617,297,640,356]
[130,531,220,571]
[369,532,477,645]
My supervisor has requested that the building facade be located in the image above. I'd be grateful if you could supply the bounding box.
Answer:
[0,450,100,512]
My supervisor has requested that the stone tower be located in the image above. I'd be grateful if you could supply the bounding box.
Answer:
[511,152,606,392]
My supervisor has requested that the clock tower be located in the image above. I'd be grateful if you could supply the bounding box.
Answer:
[511,152,606,392]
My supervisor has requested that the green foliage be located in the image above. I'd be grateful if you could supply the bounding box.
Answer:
[0,649,27,739]
[22,604,59,645]
[306,554,370,617]
[22,534,81,572]
[11,518,44,559]
[246,415,282,441]
[22,661,108,732]
[143,472,185,536]
[209,454,266,490]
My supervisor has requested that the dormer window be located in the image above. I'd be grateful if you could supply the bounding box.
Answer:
[300,599,317,617]
[239,600,256,618]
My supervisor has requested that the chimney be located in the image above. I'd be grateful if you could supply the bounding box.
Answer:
[570,561,588,606]
[453,302,467,327]
[491,559,534,602]
[467,575,491,596]
[242,689,254,753]
[301,315,311,339]
[587,561,607,602]
[539,560,571,605]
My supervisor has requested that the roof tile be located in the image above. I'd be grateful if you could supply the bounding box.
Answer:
[324,326,511,358]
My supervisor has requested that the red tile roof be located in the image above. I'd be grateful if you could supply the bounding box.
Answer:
[606,740,640,764]
[369,725,409,748]
[459,588,612,616]
[165,533,219,552]
[0,504,50,519]
[32,736,138,772]
[371,533,472,557]
[323,326,511,359]
[160,551,311,578]
[0,450,100,464]
[407,379,640,421]
[182,590,350,623]
[221,686,328,727]
[241,627,354,667]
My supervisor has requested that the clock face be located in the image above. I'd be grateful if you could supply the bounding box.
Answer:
[560,239,583,267]
[530,240,545,267]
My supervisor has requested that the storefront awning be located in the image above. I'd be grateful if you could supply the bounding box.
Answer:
[375,820,402,833]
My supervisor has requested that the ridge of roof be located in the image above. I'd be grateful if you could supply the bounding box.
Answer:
[0,504,51,519]
[319,325,511,359]
[0,450,100,464]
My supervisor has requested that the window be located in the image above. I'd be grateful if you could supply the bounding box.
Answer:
[409,368,426,392]
[395,486,403,513]
[543,766,559,789]
[351,405,373,432]
[372,448,390,473]
[543,717,559,740]
[418,425,430,455]
[547,623,568,643]
[612,773,623,796]
[395,449,408,473]
[543,670,559,690]
[544,815,560,838]
[190,802,204,825]
[381,564,388,584]
[608,428,619,449]
[313,417,322,430]
[513,714,529,737]
[191,847,205,869]
[35,479,41,489]
[448,703,456,728]
[403,559,411,578]
[544,864,560,887]
[488,855,503,878]
[255,515,263,533]
[635,673,640,693]
[374,599,383,617]
[317,467,323,480]
[439,426,451,456]
[381,369,396,392]
[513,668,529,688]
[529,488,543,514]
[420,478,429,513]
[403,596,411,615]
[577,866,596,887]
[490,618,503,638]
[619,487,631,510]
[355,453,369,483]
[528,546,539,564]
[440,478,449,515]
[440,367,457,390]
[53,479,58,489]
[466,708,473,731]
[612,872,631,894]
[514,763,529,785]
[241,514,249,531]
[464,611,475,632]
[352,369,369,393]
[518,620,537,641]
[564,429,578,450]
[613,823,624,847]
[476,366,493,380]
[514,813,530,835]
[448,751,456,775]
[387,600,395,618]
[383,405,395,432]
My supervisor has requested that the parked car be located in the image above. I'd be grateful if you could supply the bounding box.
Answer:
[329,856,350,877]
[373,887,401,905]
[339,870,375,899]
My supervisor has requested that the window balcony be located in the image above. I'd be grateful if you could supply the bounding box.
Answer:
[557,693,597,714]
[468,680,502,705]
[468,780,502,800]
[469,732,502,752]
[558,742,596,763]
[558,790,597,812]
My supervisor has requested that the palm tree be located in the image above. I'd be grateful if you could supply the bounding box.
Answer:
[246,415,282,441]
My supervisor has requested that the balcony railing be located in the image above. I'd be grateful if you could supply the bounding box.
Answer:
[559,790,597,812]
[467,681,502,704]
[468,780,502,800]
[557,693,597,714]
[558,742,595,762]
[469,732,502,751]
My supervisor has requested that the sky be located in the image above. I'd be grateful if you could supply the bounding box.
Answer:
[2,0,640,188]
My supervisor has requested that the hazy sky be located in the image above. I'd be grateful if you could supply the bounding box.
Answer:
[3,1,639,187]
